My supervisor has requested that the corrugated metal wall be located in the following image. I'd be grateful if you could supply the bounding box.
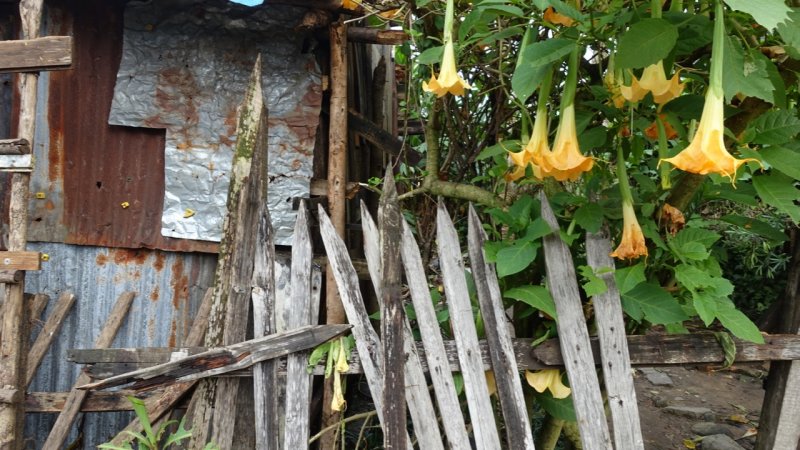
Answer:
[24,242,217,448]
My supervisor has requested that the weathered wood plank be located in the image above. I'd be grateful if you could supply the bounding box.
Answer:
[348,109,402,157]
[400,222,472,449]
[317,204,413,448]
[108,288,213,448]
[252,175,278,450]
[41,291,135,450]
[27,293,50,326]
[0,251,41,271]
[586,229,644,449]
[757,235,800,450]
[0,36,71,73]
[361,200,443,450]
[346,27,408,45]
[284,202,315,450]
[467,205,534,450]
[539,192,613,450]
[436,202,502,449]
[80,325,350,391]
[26,292,76,387]
[0,139,30,155]
[0,154,33,172]
[0,270,23,284]
[25,389,172,413]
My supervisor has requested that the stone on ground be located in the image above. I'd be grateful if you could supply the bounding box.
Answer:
[700,433,746,450]
[663,405,715,420]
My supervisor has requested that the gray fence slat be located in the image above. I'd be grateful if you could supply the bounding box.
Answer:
[586,229,645,449]
[361,202,445,450]
[400,221,473,449]
[436,202,502,450]
[539,192,613,450]
[284,202,314,450]
[467,206,535,450]
[317,205,413,449]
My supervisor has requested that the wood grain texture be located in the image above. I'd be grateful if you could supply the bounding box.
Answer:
[0,36,71,73]
[539,192,612,450]
[467,206,534,450]
[361,201,443,450]
[436,202,502,449]
[317,204,413,449]
[346,27,408,44]
[26,292,76,387]
[400,222,472,449]
[252,175,278,450]
[284,203,315,450]
[0,251,40,271]
[25,389,170,413]
[586,229,644,449]
[41,291,135,450]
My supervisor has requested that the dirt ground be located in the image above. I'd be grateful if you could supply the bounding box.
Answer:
[634,364,767,449]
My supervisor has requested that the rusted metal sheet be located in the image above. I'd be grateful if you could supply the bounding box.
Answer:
[22,241,217,448]
[24,0,218,252]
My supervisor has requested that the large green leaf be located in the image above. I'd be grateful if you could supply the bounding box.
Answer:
[579,265,608,297]
[777,9,800,59]
[504,285,557,320]
[715,302,765,344]
[668,228,720,263]
[512,38,575,101]
[753,172,800,223]
[720,214,789,243]
[723,0,792,30]
[614,263,646,295]
[496,241,539,277]
[417,45,444,65]
[750,110,800,145]
[573,203,604,233]
[616,19,678,69]
[760,147,800,180]
[663,12,713,56]
[722,35,775,103]
[534,391,577,421]
[621,283,689,325]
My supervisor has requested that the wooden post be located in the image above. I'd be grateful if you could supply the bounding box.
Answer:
[322,19,348,449]
[188,56,268,450]
[41,292,135,450]
[0,1,42,448]
[757,231,800,450]
[26,293,76,387]
[378,171,406,449]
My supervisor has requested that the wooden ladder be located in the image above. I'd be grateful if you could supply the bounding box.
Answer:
[0,0,71,448]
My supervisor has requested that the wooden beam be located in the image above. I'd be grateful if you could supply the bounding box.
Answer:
[0,154,33,172]
[0,139,30,155]
[41,292,136,450]
[0,389,22,405]
[0,251,41,270]
[26,293,76,387]
[25,390,176,413]
[348,109,402,157]
[310,178,360,197]
[0,270,23,283]
[0,36,71,73]
[347,27,408,45]
[79,325,352,391]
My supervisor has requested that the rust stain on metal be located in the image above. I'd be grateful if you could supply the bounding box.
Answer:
[168,319,177,347]
[170,257,189,310]
[95,252,108,266]
[153,252,166,271]
[112,248,148,265]
[150,285,160,302]
[37,0,218,253]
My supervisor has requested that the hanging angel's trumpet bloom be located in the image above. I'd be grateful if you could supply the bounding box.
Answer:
[610,200,648,260]
[525,369,572,399]
[506,112,548,181]
[660,1,758,184]
[538,103,594,181]
[423,41,472,97]
[330,340,349,411]
[620,60,684,105]
[544,7,575,26]
[422,0,471,97]
[604,70,626,109]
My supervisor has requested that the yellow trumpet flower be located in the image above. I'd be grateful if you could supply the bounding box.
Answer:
[423,41,471,97]
[610,200,648,260]
[506,111,547,181]
[539,103,594,181]
[525,369,572,399]
[660,1,758,184]
[331,341,349,412]
[620,60,684,105]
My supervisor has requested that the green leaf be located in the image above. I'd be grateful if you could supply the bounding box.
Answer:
[621,283,689,325]
[753,172,800,223]
[668,228,719,263]
[509,195,536,230]
[417,45,443,65]
[512,64,550,102]
[480,4,525,18]
[534,390,577,421]
[776,9,800,59]
[573,203,604,233]
[307,341,331,373]
[722,36,775,103]
[616,19,678,69]
[723,0,792,30]
[692,289,718,326]
[496,241,539,277]
[478,26,523,46]
[98,444,133,450]
[750,110,800,145]
[720,214,788,243]
[614,263,646,295]
[126,396,156,444]
[705,182,759,207]
[715,303,765,344]
[523,217,554,241]
[163,417,193,447]
[504,285,557,320]
[714,331,737,369]
[512,38,575,101]
[477,140,521,161]
[760,147,800,180]
[663,12,713,56]
[578,265,607,297]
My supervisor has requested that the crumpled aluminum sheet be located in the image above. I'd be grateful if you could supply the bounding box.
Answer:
[108,0,322,244]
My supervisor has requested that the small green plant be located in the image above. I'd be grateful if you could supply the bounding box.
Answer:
[99,396,219,450]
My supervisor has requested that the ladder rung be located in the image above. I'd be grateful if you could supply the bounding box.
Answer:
[0,154,32,172]
[0,138,30,155]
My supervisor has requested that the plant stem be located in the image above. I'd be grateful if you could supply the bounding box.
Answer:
[308,411,378,445]
[656,116,672,189]
[535,414,565,450]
